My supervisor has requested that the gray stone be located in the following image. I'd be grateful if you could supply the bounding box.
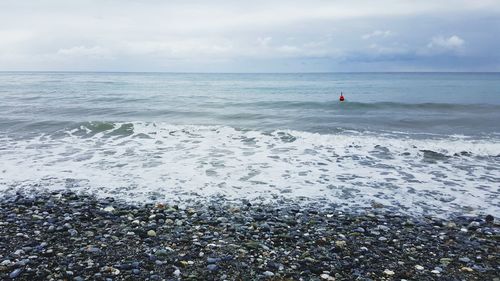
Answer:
[459,257,471,263]
[207,264,218,271]
[10,268,22,278]
[263,271,274,277]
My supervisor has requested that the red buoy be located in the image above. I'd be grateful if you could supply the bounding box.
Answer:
[339,92,345,102]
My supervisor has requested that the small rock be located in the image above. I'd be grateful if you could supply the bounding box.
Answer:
[147,230,157,237]
[207,257,221,264]
[263,271,274,277]
[440,258,452,266]
[106,267,120,275]
[383,269,395,276]
[460,267,473,272]
[459,257,471,263]
[10,268,22,278]
[415,265,424,271]
[485,214,494,223]
[320,273,335,280]
[207,264,218,271]
[103,206,115,212]
[377,225,390,231]
[335,240,347,248]
[85,246,101,254]
[13,249,25,256]
[353,227,365,233]
[156,249,168,257]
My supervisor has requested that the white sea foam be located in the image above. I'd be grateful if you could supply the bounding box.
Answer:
[1,122,499,216]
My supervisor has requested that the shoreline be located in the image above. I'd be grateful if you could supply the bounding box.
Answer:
[0,191,498,280]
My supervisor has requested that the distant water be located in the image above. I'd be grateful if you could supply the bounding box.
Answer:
[0,72,499,216]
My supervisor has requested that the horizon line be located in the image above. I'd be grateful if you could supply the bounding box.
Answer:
[1,70,499,74]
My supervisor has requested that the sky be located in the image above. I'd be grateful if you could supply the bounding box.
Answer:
[0,0,499,72]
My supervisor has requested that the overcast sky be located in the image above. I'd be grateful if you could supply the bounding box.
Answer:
[1,0,499,72]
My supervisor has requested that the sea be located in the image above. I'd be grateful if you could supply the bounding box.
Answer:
[0,72,499,216]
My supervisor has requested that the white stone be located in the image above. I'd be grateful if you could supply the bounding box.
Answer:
[383,269,395,275]
[320,273,335,280]
[263,271,274,277]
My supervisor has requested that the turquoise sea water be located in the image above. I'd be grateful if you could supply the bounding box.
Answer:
[0,72,499,216]
[1,72,499,136]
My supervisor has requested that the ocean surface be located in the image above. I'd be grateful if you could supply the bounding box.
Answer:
[0,72,499,216]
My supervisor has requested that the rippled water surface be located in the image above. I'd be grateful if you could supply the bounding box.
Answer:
[1,72,499,216]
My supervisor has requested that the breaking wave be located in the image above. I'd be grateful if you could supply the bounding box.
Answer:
[1,122,499,217]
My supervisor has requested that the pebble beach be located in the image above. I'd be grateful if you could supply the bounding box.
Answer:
[1,191,498,280]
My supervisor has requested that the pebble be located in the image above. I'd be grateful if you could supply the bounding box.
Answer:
[378,225,390,231]
[459,257,470,263]
[468,221,480,228]
[440,258,452,266]
[263,271,274,277]
[320,273,335,280]
[0,191,496,280]
[207,264,218,271]
[353,227,365,233]
[485,214,494,223]
[173,269,181,276]
[335,240,347,248]
[9,268,22,278]
[147,230,157,237]
[383,269,395,275]
[13,249,25,256]
[207,257,221,264]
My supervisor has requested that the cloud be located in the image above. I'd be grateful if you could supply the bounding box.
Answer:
[0,0,498,71]
[362,30,393,40]
[420,35,466,56]
[427,35,465,50]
